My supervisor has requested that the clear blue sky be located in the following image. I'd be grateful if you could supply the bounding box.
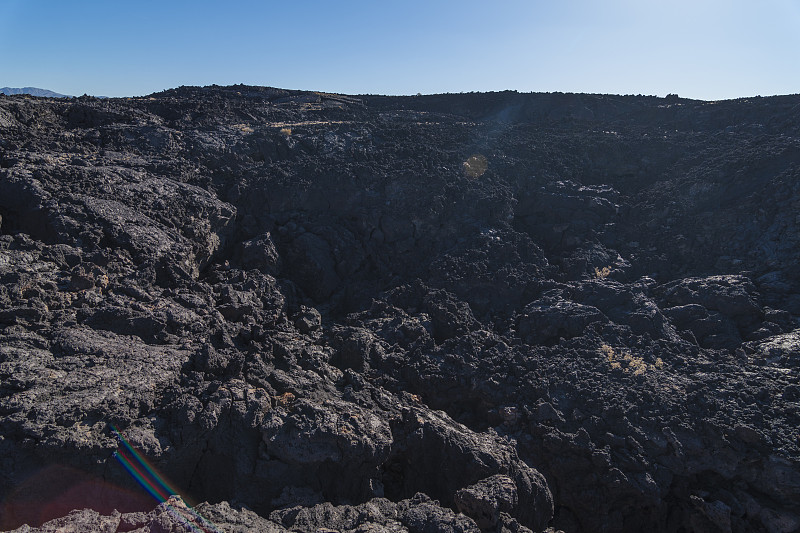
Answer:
[2,0,799,100]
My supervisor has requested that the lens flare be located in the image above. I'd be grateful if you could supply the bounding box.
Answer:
[462,154,488,178]
[111,425,222,533]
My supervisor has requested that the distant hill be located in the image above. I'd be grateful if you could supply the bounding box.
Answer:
[0,87,70,98]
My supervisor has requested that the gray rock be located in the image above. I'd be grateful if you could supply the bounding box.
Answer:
[518,298,607,344]
[455,475,518,529]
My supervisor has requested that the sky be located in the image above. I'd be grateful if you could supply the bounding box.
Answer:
[1,0,799,100]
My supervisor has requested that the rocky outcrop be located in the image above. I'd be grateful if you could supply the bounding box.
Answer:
[1,87,799,532]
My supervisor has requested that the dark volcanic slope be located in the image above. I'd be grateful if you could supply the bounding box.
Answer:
[1,86,799,533]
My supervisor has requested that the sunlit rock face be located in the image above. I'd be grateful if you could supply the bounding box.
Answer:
[1,86,799,533]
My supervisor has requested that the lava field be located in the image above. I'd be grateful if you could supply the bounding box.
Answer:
[1,86,799,532]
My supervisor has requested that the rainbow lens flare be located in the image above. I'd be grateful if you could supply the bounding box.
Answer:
[111,425,222,533]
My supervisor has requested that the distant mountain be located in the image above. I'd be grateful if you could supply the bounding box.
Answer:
[0,87,70,98]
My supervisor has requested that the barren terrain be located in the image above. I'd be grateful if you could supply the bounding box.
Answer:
[1,86,799,532]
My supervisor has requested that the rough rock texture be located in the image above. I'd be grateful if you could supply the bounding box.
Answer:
[1,87,799,532]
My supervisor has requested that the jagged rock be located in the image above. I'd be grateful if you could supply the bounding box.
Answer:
[236,232,282,274]
[518,297,607,344]
[331,326,378,371]
[661,303,742,348]
[658,275,762,325]
[744,328,800,368]
[1,86,800,533]
[260,396,393,501]
[284,232,341,301]
[398,493,481,533]
[455,475,518,529]
[294,305,322,334]
[385,407,553,532]
[9,496,290,533]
